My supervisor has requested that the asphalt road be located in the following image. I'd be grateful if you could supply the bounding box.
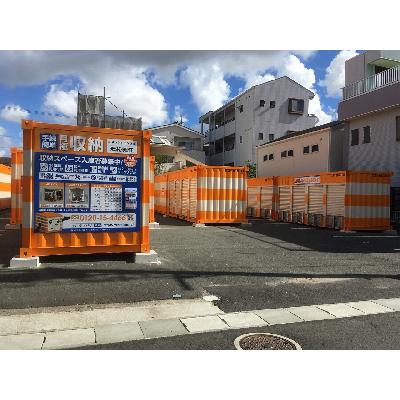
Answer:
[1,210,400,314]
[78,312,400,350]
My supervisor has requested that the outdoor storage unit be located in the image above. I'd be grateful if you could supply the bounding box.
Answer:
[154,166,248,224]
[271,170,392,231]
[0,164,11,210]
[149,156,155,224]
[247,177,276,219]
[10,147,23,226]
[19,119,151,257]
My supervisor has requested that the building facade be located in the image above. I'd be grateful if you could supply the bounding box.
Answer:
[199,77,318,167]
[149,123,205,164]
[338,50,400,209]
[256,122,348,177]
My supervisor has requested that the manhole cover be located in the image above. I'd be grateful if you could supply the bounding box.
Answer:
[234,333,302,350]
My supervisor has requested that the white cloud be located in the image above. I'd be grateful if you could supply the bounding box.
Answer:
[0,104,29,123]
[180,63,230,114]
[319,50,359,97]
[244,72,275,90]
[308,94,332,125]
[44,84,78,116]
[173,105,188,124]
[0,126,13,157]
[277,54,316,90]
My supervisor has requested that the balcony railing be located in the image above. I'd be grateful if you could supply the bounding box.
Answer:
[342,66,400,101]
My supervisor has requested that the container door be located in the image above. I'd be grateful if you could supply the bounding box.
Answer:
[279,186,291,211]
[189,177,197,220]
[248,187,259,214]
[175,179,181,216]
[292,186,305,213]
[308,185,324,214]
[327,184,345,216]
[181,178,189,219]
[260,185,273,210]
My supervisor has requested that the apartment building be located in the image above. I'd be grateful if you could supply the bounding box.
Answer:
[337,50,400,209]
[199,77,318,166]
[256,121,348,177]
[149,123,205,164]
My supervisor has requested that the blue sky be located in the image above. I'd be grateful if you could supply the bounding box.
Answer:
[0,50,359,156]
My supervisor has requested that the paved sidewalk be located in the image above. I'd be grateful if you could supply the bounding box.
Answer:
[1,296,399,349]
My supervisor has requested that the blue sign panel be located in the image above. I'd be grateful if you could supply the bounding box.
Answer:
[33,152,141,233]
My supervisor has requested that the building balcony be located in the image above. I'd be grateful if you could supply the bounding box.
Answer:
[205,119,235,142]
[338,67,400,121]
[342,66,400,101]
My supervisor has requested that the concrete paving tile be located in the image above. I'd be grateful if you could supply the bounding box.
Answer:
[139,318,188,339]
[346,301,395,314]
[287,305,335,321]
[219,312,266,329]
[372,298,400,311]
[316,303,365,318]
[181,315,228,333]
[95,322,144,344]
[254,308,303,325]
[0,333,45,350]
[43,328,95,349]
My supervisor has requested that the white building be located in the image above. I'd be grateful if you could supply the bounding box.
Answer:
[199,77,318,166]
[149,123,205,164]
[337,50,400,210]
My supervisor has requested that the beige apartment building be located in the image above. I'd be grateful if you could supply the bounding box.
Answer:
[256,122,347,177]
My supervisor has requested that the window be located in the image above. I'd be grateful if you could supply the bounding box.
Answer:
[269,133,274,142]
[239,105,243,113]
[263,154,268,162]
[363,126,371,144]
[239,136,242,144]
[351,129,359,146]
[288,98,305,114]
[288,149,294,157]
[269,153,274,160]
[396,116,400,142]
[270,101,276,108]
[258,132,263,140]
[311,144,319,152]
[281,150,287,158]
[260,99,265,107]
[303,146,310,154]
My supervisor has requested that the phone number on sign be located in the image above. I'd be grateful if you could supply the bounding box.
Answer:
[70,214,133,222]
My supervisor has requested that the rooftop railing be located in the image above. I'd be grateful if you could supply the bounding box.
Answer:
[342,66,400,100]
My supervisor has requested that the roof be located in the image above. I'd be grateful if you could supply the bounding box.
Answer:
[148,123,203,137]
[257,120,345,149]
[199,76,315,121]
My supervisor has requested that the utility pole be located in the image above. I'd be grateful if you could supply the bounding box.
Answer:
[122,109,125,128]
[103,86,106,128]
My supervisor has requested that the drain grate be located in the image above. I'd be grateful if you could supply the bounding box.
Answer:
[234,333,302,350]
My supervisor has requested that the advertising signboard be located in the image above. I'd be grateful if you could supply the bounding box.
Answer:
[20,120,151,257]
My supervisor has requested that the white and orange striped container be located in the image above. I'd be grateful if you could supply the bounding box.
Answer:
[149,156,155,224]
[155,166,248,224]
[254,170,392,231]
[0,164,11,210]
[19,119,151,258]
[154,173,168,215]
[10,147,23,226]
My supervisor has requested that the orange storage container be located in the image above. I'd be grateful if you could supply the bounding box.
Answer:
[247,177,276,219]
[10,147,23,226]
[19,120,151,257]
[155,166,248,224]
[149,156,155,224]
[0,164,11,210]
[255,170,392,231]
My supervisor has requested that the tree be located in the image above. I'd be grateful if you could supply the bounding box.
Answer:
[246,160,256,178]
